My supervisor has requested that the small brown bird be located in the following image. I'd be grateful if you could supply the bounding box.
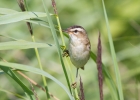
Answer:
[64,25,91,81]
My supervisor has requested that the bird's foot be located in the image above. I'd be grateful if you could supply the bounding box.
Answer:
[62,49,69,57]
[60,45,69,57]
[71,82,77,89]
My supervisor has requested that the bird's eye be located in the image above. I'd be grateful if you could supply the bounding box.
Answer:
[74,30,78,33]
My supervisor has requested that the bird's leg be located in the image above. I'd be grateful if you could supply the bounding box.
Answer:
[71,68,79,89]
[76,68,79,81]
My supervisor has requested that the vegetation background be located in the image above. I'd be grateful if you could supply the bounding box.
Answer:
[0,0,140,100]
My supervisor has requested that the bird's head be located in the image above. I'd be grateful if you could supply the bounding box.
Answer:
[63,25,87,39]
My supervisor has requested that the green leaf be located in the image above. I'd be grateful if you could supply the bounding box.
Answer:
[0,11,52,25]
[0,40,52,50]
[0,8,18,14]
[0,88,27,100]
[0,66,34,99]
[0,61,74,100]
[25,19,50,29]
[0,34,18,40]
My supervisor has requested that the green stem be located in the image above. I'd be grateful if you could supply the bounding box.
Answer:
[18,0,50,99]
[101,0,124,100]
[41,0,72,94]
[55,15,79,99]
[56,16,65,46]
[31,36,50,100]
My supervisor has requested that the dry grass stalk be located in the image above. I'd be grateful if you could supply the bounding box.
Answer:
[79,76,85,100]
[97,32,103,100]
[29,81,39,100]
[51,0,58,15]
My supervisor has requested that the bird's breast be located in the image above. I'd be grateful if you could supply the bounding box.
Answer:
[69,41,90,68]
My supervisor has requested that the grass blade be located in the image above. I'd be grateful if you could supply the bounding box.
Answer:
[41,0,72,94]
[0,88,27,100]
[0,61,74,100]
[50,0,79,98]
[0,66,34,99]
[101,0,124,100]
[0,12,51,25]
[0,40,52,50]
[0,8,18,14]
[17,0,50,99]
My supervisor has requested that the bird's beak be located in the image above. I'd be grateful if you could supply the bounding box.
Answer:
[62,29,69,33]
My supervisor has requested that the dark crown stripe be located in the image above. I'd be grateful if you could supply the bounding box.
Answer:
[70,25,84,30]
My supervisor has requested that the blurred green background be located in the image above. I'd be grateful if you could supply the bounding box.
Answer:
[0,0,140,100]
